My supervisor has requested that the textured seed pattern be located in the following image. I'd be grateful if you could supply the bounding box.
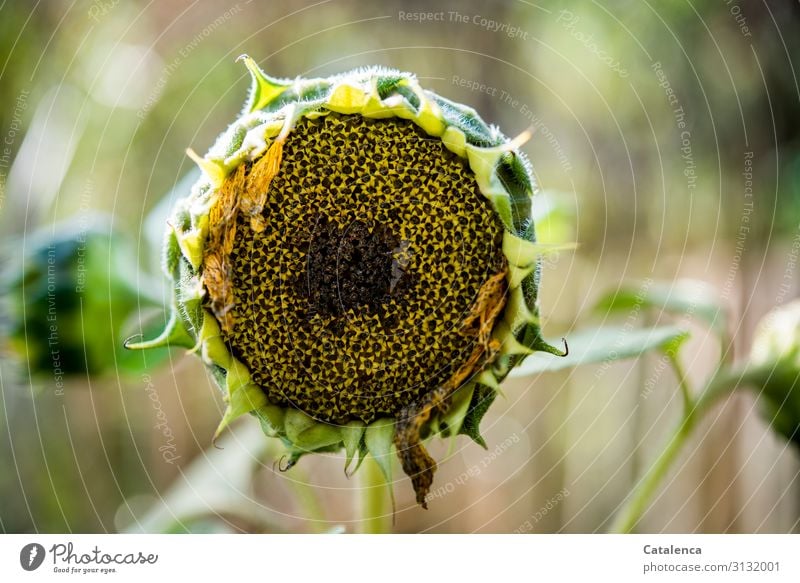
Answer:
[221,113,505,424]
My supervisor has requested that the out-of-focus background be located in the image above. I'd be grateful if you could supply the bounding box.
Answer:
[1,0,799,534]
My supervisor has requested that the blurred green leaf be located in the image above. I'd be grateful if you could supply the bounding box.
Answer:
[532,190,576,245]
[510,326,689,377]
[3,216,171,379]
[125,421,281,533]
[594,279,726,336]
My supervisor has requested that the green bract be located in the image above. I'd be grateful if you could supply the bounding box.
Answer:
[129,56,563,506]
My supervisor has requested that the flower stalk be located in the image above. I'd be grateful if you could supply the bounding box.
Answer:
[357,456,393,534]
[611,364,766,533]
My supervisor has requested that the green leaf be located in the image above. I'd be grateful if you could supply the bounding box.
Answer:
[510,326,690,377]
[594,279,726,336]
[125,422,279,533]
[531,190,576,245]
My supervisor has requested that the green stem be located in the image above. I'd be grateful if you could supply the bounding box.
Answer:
[610,407,698,533]
[254,438,329,533]
[357,456,392,534]
[719,326,734,367]
[610,365,759,533]
[668,352,693,416]
[287,467,329,533]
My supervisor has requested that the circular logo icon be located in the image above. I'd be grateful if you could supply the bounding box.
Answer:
[19,543,46,571]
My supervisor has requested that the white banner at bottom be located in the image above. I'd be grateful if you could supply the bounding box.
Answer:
[0,534,796,582]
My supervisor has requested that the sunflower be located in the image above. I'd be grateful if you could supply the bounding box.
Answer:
[129,56,563,506]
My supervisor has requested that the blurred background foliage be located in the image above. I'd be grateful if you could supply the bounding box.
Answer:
[1,0,799,533]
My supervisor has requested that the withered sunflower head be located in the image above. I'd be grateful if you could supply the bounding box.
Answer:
[129,56,564,506]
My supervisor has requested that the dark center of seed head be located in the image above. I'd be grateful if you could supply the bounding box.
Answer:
[303,218,412,318]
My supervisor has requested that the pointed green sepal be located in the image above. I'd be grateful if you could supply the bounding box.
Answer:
[123,308,195,351]
[255,404,286,437]
[507,263,537,289]
[530,335,569,357]
[342,421,366,477]
[364,418,396,510]
[495,322,535,356]
[162,226,182,279]
[238,54,291,113]
[214,380,268,441]
[364,418,395,484]
[284,409,343,451]
[458,384,497,449]
[441,383,476,453]
[502,233,577,268]
[327,82,368,114]
[475,369,500,390]
[186,148,226,188]
[352,438,369,475]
